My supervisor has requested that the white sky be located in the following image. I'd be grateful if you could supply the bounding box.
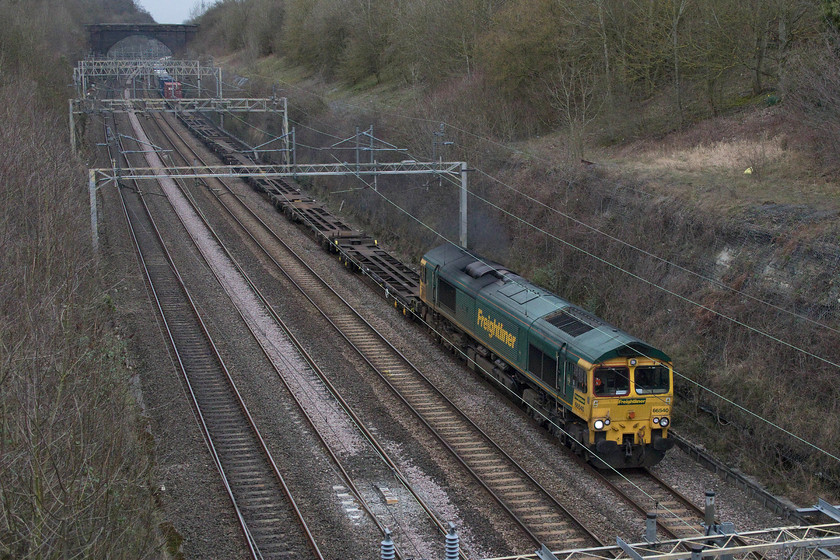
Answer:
[137,0,196,24]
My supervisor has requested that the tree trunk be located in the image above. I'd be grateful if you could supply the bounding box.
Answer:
[597,0,612,102]
[672,0,688,128]
[752,19,769,95]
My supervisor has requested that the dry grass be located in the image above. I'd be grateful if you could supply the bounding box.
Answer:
[628,137,786,173]
[597,107,840,211]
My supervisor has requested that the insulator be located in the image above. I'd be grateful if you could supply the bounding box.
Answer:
[445,523,459,560]
[380,529,395,560]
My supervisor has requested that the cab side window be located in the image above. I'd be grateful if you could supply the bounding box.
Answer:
[562,361,575,390]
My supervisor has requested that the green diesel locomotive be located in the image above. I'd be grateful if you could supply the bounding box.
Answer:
[419,243,674,469]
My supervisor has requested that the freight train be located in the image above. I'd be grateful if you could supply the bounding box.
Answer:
[418,244,674,469]
[156,73,183,99]
[175,112,675,469]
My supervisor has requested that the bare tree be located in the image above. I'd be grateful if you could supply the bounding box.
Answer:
[670,0,691,128]
[544,57,603,160]
[786,31,840,172]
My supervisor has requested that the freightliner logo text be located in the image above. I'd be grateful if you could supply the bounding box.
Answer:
[477,308,517,348]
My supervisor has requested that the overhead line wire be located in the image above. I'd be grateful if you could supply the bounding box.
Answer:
[330,98,840,376]
[320,134,840,465]
[240,85,840,375]
[334,163,840,540]
[473,167,840,337]
[323,162,710,534]
[207,66,840,537]
[226,78,840,371]
[210,78,840,513]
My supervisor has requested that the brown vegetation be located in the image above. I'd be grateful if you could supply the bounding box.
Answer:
[0,76,158,559]
[194,0,823,142]
[0,0,159,557]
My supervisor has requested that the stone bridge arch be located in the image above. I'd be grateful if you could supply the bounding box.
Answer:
[86,24,197,56]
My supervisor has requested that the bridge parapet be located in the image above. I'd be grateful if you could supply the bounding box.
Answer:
[86,24,198,56]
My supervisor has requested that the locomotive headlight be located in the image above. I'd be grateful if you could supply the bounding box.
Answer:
[653,417,660,424]
[594,419,605,430]
[660,417,670,428]
[604,418,610,426]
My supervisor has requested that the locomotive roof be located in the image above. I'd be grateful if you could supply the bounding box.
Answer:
[423,244,670,364]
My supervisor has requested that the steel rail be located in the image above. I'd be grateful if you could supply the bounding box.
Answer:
[146,112,425,559]
[151,111,462,559]
[566,437,768,555]
[588,465,706,540]
[106,117,260,559]
[109,113,324,560]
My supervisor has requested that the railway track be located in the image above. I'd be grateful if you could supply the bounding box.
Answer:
[151,111,605,553]
[581,457,768,554]
[108,97,790,559]
[138,111,475,559]
[596,468,707,540]
[108,112,324,560]
[147,109,746,553]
